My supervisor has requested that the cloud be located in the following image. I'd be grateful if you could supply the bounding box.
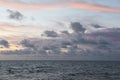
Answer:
[0,30,119,60]
[20,39,35,49]
[71,22,86,33]
[69,2,120,13]
[0,0,62,10]
[91,24,104,28]
[7,9,24,21]
[61,31,70,35]
[0,39,9,48]
[19,38,62,55]
[42,31,58,37]
[0,23,47,38]
[0,0,120,13]
[89,28,120,41]
[0,49,35,55]
[0,23,120,60]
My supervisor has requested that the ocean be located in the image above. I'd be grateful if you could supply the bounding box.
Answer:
[0,60,120,80]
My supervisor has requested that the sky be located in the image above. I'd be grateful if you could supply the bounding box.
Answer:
[0,0,120,60]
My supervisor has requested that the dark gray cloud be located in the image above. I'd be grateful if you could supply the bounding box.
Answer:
[89,28,120,41]
[0,49,35,55]
[42,31,58,37]
[19,38,62,55]
[0,40,9,48]
[71,22,86,33]
[91,24,104,28]
[0,24,120,60]
[20,39,35,49]
[61,31,70,35]
[0,31,120,60]
[7,9,24,21]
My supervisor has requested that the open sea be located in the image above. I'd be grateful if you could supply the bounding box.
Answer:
[0,60,120,80]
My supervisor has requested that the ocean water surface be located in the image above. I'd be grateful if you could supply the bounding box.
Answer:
[0,60,120,80]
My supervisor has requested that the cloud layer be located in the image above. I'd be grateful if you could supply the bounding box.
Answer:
[0,22,120,60]
[0,0,120,13]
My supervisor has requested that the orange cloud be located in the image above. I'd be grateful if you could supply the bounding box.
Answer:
[0,0,120,13]
[0,24,47,38]
[0,24,21,31]
[0,0,63,10]
[70,2,120,13]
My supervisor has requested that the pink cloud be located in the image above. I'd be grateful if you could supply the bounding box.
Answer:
[0,0,63,10]
[70,2,120,13]
[0,0,120,13]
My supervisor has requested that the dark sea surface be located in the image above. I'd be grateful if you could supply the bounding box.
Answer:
[0,60,120,80]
